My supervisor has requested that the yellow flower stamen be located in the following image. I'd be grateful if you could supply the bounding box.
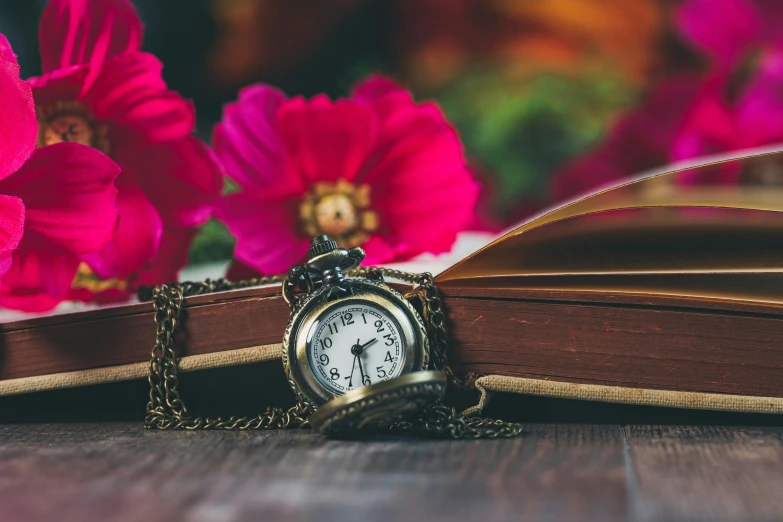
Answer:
[299,179,379,247]
[36,101,110,154]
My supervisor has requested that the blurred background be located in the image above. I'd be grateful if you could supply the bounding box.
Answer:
[0,0,748,264]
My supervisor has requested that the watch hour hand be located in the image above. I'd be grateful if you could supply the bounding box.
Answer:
[359,338,377,350]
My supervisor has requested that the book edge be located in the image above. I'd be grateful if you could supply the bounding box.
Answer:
[4,346,782,416]
[0,343,283,397]
[472,374,783,415]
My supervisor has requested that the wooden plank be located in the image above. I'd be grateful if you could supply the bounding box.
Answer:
[624,425,783,521]
[0,423,628,522]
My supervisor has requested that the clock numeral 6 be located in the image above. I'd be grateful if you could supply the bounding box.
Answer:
[362,375,371,386]
[330,368,340,380]
[376,367,387,378]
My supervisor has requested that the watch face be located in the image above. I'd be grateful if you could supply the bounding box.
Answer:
[307,301,407,395]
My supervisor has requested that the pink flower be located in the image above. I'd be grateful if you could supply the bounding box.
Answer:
[214,75,479,274]
[25,0,221,302]
[551,0,783,202]
[668,1,783,181]
[551,76,723,201]
[546,0,783,207]
[0,35,119,311]
[675,0,783,71]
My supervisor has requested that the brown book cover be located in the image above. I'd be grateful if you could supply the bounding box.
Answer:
[2,149,783,416]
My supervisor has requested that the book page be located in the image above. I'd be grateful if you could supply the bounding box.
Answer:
[438,147,783,289]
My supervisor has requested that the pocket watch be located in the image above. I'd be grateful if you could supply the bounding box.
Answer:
[142,234,521,438]
[282,235,447,433]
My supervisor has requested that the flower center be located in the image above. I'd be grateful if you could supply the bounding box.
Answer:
[314,193,360,236]
[71,262,128,293]
[36,101,110,154]
[299,179,378,246]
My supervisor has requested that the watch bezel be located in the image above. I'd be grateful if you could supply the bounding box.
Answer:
[283,279,429,410]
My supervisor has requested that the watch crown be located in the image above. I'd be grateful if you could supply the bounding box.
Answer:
[308,235,338,259]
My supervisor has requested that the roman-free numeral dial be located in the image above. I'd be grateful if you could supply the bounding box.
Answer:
[308,302,405,394]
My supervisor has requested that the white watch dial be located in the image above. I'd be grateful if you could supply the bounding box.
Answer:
[307,301,406,394]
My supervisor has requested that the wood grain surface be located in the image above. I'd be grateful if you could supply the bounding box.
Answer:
[0,423,781,522]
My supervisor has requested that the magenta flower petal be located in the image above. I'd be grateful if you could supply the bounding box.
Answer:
[112,135,222,228]
[551,76,712,201]
[373,168,478,257]
[277,96,378,185]
[361,235,403,266]
[550,148,629,203]
[356,87,477,255]
[81,184,162,280]
[351,75,406,104]
[214,75,478,272]
[213,84,293,193]
[735,49,783,147]
[675,0,761,70]
[0,248,80,312]
[28,64,88,106]
[136,226,196,286]
[39,0,143,78]
[216,192,309,275]
[0,142,119,255]
[0,194,26,277]
[0,35,37,181]
[672,86,736,163]
[84,52,195,142]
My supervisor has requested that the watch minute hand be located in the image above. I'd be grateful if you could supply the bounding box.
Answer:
[357,352,369,386]
[345,340,360,386]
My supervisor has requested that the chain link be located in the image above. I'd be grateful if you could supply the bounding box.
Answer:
[141,269,521,438]
[144,276,312,430]
[390,404,523,438]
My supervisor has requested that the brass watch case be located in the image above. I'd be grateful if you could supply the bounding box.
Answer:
[282,278,429,411]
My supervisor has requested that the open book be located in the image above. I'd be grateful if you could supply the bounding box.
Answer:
[2,149,783,415]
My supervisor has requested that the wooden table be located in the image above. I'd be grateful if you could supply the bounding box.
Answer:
[0,423,781,521]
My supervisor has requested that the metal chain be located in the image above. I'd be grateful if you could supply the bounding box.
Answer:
[141,269,521,437]
[390,404,523,439]
[145,276,312,430]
